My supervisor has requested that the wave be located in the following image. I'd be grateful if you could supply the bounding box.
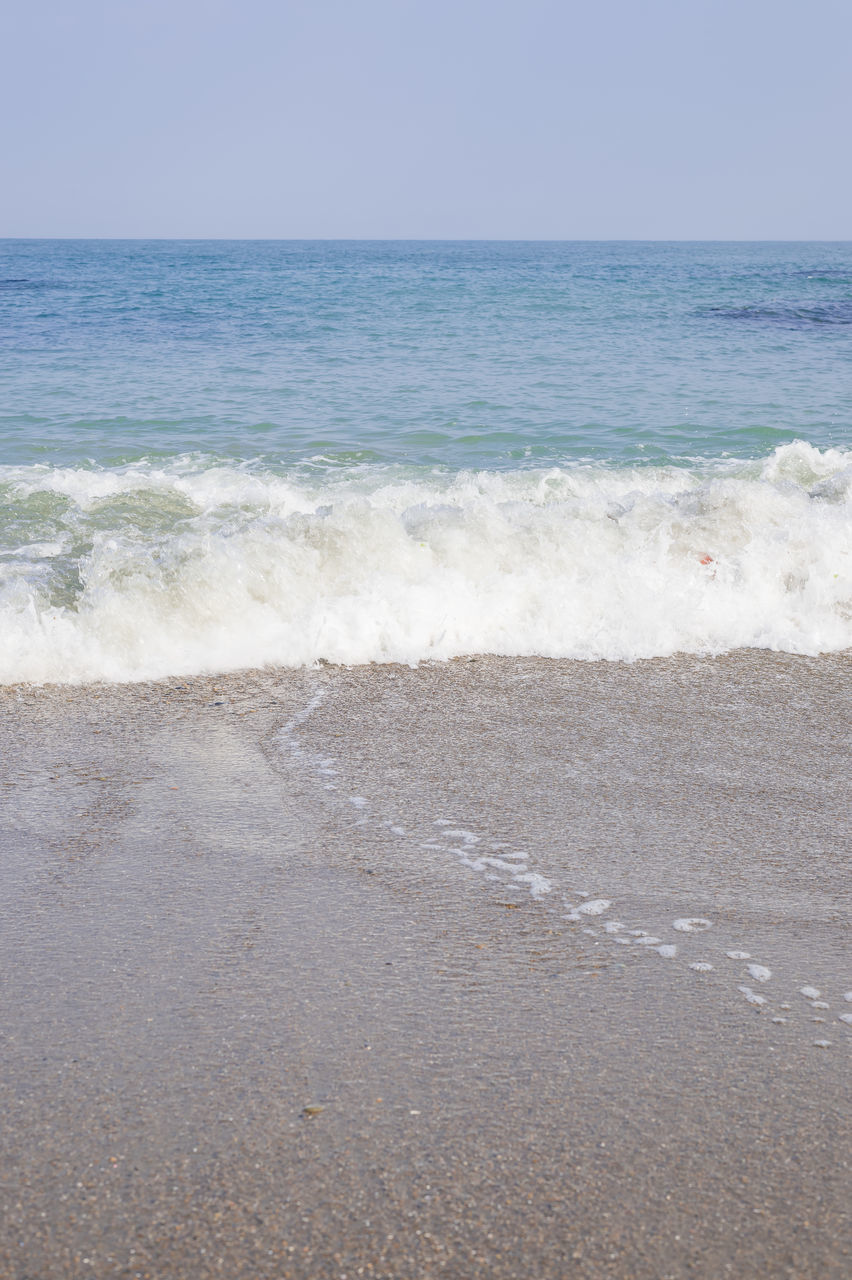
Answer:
[0,441,850,683]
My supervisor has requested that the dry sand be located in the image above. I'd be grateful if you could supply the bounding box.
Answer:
[0,652,849,1279]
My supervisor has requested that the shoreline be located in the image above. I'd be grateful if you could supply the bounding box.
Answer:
[1,651,849,1278]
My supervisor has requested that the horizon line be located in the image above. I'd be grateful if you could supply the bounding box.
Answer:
[2,236,851,245]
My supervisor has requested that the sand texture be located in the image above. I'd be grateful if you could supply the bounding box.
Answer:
[0,652,849,1279]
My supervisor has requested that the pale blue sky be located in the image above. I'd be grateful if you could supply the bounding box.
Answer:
[2,0,850,238]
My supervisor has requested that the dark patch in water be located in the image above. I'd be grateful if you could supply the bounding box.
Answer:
[0,278,55,293]
[703,301,852,328]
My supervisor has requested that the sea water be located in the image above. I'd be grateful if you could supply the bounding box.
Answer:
[1,240,850,682]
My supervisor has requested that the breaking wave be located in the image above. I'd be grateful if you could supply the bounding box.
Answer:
[1,441,850,683]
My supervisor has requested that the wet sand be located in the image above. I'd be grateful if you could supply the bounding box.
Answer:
[0,652,849,1279]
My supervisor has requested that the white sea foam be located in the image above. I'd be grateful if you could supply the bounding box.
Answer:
[513,872,551,900]
[1,442,850,683]
[673,917,712,933]
[576,898,612,916]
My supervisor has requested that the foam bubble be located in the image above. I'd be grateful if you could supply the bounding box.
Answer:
[746,964,772,983]
[800,986,821,999]
[673,917,712,933]
[484,857,529,873]
[576,898,612,916]
[512,872,551,899]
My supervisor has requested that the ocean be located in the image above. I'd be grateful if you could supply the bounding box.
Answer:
[1,239,850,682]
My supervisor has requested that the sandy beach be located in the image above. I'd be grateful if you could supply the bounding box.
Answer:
[1,652,849,1279]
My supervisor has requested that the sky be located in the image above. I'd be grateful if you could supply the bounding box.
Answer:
[2,0,850,239]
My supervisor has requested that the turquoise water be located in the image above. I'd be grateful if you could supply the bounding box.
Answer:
[1,241,850,681]
[3,240,850,468]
